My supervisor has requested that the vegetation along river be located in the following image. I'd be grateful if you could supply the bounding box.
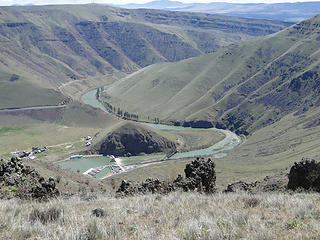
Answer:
[58,89,242,178]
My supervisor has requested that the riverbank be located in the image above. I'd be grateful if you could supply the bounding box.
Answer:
[60,88,241,179]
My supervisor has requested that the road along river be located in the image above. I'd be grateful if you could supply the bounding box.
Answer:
[58,89,242,178]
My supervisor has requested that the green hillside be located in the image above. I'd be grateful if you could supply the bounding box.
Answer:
[0,4,290,108]
[102,14,320,135]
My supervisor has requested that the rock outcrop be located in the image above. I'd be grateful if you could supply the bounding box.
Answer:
[224,159,320,193]
[0,157,59,200]
[183,158,216,193]
[98,123,177,156]
[224,181,258,193]
[116,157,216,196]
[287,158,320,192]
[224,172,288,193]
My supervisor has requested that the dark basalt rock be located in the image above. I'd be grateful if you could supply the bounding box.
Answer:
[179,120,214,128]
[224,181,257,193]
[224,171,288,193]
[92,208,107,217]
[116,178,176,196]
[191,121,214,129]
[0,157,59,200]
[183,158,216,193]
[99,123,177,157]
[116,157,216,196]
[287,158,320,192]
[182,121,192,127]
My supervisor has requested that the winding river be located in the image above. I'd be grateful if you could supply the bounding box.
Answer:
[59,89,242,178]
[81,89,241,159]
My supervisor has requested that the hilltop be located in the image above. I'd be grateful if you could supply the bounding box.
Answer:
[0,4,290,109]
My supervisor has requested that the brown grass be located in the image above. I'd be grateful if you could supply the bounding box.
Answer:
[0,191,319,239]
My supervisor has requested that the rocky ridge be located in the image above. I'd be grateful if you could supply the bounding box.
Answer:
[117,158,320,197]
[0,157,59,200]
[116,157,217,196]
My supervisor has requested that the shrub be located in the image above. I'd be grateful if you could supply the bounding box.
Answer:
[286,220,298,230]
[29,206,63,224]
[244,197,261,208]
[77,220,104,240]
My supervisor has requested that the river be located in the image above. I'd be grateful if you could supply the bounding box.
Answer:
[81,89,241,158]
[58,89,241,178]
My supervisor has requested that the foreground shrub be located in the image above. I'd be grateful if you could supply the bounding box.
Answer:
[29,206,63,224]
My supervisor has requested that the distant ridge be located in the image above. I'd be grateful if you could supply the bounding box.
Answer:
[0,4,290,108]
[103,14,320,135]
[119,1,320,22]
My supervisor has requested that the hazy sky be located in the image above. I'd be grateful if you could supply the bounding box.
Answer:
[1,0,320,6]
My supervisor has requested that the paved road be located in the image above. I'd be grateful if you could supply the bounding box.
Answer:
[0,105,66,113]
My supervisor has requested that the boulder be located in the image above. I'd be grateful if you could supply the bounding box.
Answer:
[183,157,216,193]
[92,208,107,217]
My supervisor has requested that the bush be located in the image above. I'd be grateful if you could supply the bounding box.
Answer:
[29,206,63,224]
[244,197,260,208]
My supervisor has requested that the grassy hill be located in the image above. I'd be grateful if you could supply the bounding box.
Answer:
[102,14,320,135]
[0,4,290,108]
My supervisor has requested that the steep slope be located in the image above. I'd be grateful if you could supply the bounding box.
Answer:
[102,14,320,135]
[0,4,290,108]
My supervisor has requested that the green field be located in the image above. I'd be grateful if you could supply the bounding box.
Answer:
[0,126,27,136]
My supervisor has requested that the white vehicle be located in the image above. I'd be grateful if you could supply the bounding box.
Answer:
[86,141,92,146]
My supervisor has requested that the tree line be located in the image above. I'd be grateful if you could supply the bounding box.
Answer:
[97,88,163,123]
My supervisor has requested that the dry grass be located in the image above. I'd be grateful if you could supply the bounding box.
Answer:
[0,191,320,239]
